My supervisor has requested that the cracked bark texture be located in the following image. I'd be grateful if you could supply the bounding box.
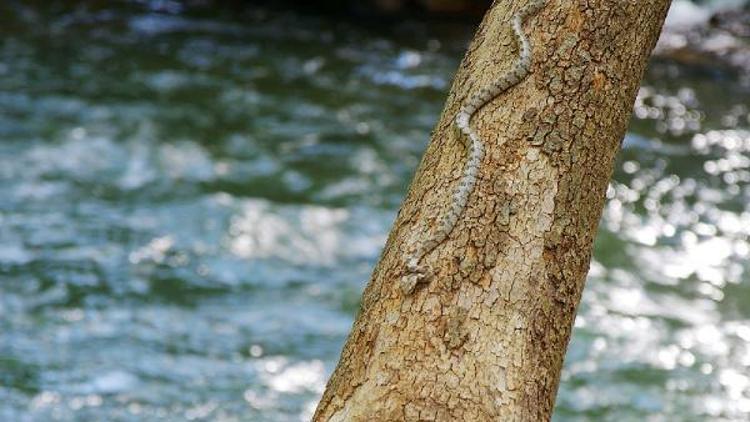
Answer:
[314,0,672,420]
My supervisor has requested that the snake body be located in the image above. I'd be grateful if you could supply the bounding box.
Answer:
[401,0,546,294]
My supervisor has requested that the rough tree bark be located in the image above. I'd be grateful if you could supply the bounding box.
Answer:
[315,0,671,420]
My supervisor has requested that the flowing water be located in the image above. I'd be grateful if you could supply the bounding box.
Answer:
[1,1,749,421]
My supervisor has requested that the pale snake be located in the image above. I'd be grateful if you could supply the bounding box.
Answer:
[401,0,547,294]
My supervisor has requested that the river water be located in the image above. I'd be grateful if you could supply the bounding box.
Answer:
[1,1,749,421]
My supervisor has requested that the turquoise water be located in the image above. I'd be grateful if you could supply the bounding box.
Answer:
[0,2,749,421]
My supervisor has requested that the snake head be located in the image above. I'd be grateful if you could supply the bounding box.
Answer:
[399,265,433,295]
[400,274,420,295]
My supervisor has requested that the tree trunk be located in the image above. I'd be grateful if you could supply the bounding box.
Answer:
[315,0,671,420]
